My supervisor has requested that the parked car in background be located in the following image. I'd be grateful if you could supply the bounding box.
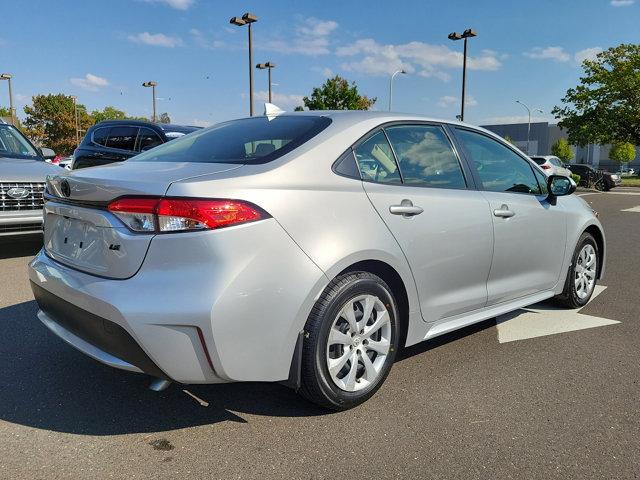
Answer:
[0,121,60,237]
[31,111,605,410]
[72,120,201,169]
[530,155,572,177]
[46,154,73,169]
[568,164,620,191]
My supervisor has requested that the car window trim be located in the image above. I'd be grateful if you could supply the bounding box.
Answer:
[91,126,110,147]
[449,126,546,197]
[135,126,163,152]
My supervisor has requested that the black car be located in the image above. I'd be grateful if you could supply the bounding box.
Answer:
[567,164,619,191]
[72,120,201,169]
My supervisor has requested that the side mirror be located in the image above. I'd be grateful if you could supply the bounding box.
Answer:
[40,147,56,160]
[547,174,576,202]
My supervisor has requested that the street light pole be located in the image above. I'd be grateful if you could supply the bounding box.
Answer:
[0,73,15,126]
[231,13,258,116]
[448,29,477,122]
[70,95,79,145]
[142,81,158,122]
[516,100,544,154]
[388,69,406,111]
[256,62,276,103]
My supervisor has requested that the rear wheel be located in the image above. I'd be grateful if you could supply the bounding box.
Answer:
[299,272,399,410]
[556,232,599,308]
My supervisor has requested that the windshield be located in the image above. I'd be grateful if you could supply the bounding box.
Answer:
[130,115,332,164]
[0,125,40,159]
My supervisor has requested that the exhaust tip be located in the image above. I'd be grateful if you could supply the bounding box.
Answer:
[149,378,171,392]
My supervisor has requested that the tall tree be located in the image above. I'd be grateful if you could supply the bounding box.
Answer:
[609,141,636,164]
[552,44,640,146]
[551,138,574,162]
[158,112,171,124]
[23,94,93,155]
[301,75,376,111]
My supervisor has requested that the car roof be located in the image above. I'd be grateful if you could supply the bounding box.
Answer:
[91,119,201,132]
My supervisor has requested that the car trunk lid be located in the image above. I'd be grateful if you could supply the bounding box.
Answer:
[44,161,243,278]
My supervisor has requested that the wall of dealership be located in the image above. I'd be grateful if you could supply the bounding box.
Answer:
[482,122,640,171]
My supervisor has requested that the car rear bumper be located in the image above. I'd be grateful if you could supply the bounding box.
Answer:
[28,218,328,384]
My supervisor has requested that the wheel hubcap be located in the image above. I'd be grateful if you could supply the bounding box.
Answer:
[574,244,597,300]
[326,294,391,392]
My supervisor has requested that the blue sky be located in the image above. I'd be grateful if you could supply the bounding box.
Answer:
[1,0,638,126]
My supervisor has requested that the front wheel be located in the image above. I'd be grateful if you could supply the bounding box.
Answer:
[556,232,599,308]
[299,272,400,410]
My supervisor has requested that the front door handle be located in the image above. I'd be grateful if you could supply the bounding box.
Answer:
[389,199,424,217]
[493,204,515,218]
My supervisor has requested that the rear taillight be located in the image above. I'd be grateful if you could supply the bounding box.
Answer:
[541,165,551,169]
[107,197,268,233]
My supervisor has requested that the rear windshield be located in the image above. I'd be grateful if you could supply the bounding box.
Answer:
[531,157,546,165]
[130,115,331,164]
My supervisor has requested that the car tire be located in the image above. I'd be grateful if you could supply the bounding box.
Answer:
[556,232,599,309]
[299,271,400,410]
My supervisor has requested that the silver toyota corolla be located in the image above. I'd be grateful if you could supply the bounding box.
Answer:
[29,110,605,410]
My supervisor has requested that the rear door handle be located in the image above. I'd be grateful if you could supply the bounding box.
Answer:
[389,200,424,217]
[493,204,515,218]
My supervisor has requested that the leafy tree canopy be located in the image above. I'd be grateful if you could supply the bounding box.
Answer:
[23,94,93,155]
[301,75,376,111]
[551,138,574,162]
[609,141,636,163]
[552,44,640,146]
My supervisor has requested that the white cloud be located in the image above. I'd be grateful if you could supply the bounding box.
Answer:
[16,93,29,102]
[142,0,194,9]
[128,32,183,47]
[437,95,477,108]
[524,46,571,62]
[610,0,634,6]
[189,29,224,49]
[70,73,109,91]
[242,91,305,109]
[337,39,503,79]
[312,66,334,77]
[262,17,338,55]
[574,47,603,63]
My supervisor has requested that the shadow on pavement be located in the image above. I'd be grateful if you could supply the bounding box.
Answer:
[0,237,42,260]
[0,298,497,436]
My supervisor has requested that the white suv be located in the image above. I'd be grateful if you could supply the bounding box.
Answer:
[531,155,572,177]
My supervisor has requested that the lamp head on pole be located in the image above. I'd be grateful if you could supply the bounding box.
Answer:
[142,81,157,88]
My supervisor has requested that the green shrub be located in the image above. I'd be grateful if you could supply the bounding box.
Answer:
[570,173,581,185]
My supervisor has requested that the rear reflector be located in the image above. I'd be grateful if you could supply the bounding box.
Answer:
[107,197,268,233]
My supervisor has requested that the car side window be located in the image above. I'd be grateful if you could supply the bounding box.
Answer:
[105,126,138,151]
[137,128,163,152]
[92,127,109,146]
[456,128,541,194]
[384,124,466,189]
[533,168,549,195]
[353,130,402,184]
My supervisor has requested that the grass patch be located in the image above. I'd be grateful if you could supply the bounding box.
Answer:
[621,177,640,187]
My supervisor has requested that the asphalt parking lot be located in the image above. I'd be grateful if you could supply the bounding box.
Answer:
[1,190,639,480]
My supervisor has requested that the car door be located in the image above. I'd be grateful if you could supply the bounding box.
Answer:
[453,127,567,305]
[355,124,494,323]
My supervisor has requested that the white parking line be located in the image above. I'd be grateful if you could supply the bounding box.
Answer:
[577,192,601,197]
[621,206,640,213]
[495,286,618,343]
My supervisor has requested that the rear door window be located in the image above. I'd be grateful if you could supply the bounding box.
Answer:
[105,126,139,151]
[353,130,402,184]
[384,124,466,189]
[137,127,163,152]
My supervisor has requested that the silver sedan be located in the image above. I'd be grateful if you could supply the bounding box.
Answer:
[29,111,605,410]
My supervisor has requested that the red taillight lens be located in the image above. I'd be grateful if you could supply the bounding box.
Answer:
[541,164,551,169]
[107,197,267,233]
